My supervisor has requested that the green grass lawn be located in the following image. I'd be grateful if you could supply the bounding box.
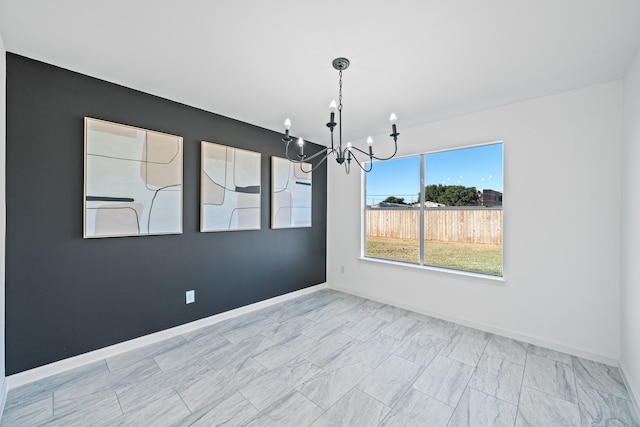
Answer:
[366,236,503,276]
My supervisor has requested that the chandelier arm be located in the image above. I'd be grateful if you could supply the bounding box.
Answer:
[300,147,334,163]
[285,145,335,173]
[284,150,331,165]
[347,145,373,157]
[284,140,292,158]
[285,141,333,163]
[284,140,300,162]
[297,148,333,173]
[348,151,374,173]
[369,139,399,161]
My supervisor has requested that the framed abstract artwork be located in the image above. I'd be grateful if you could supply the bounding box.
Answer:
[200,141,261,232]
[83,117,183,238]
[271,156,312,228]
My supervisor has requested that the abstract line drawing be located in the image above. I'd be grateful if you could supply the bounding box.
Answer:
[201,141,261,232]
[84,117,183,238]
[271,156,312,228]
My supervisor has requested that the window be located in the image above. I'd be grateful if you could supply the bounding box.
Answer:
[364,142,503,276]
[365,156,421,264]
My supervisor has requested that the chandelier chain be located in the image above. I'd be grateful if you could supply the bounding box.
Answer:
[338,70,343,112]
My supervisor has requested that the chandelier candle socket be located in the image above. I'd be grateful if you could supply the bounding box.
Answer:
[282,57,400,174]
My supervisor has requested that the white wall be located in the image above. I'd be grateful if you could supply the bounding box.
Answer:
[0,31,7,413]
[621,48,640,412]
[328,81,622,364]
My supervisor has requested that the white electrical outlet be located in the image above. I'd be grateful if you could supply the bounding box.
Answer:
[186,290,195,304]
[340,265,345,274]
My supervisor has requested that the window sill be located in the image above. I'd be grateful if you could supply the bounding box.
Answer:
[358,256,506,284]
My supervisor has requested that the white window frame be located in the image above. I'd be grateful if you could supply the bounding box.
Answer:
[361,140,504,280]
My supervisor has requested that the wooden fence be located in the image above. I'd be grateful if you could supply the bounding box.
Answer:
[366,208,503,244]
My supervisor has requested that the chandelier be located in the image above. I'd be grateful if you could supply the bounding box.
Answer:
[282,57,400,174]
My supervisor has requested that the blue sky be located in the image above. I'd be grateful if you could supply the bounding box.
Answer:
[365,143,503,205]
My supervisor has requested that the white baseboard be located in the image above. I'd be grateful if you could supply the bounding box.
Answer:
[6,283,327,390]
[619,360,640,422]
[330,284,619,366]
[0,378,7,421]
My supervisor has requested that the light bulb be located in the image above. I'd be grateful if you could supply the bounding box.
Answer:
[297,137,304,147]
[329,100,337,112]
[284,118,291,130]
[366,136,373,146]
[347,142,352,150]
[389,113,397,123]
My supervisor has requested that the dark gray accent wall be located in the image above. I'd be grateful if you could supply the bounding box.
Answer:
[5,53,327,375]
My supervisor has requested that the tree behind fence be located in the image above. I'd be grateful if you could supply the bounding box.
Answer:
[366,208,503,244]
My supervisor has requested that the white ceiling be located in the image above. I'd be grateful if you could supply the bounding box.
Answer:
[1,1,639,146]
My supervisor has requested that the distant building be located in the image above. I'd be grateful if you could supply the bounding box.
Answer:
[369,200,446,209]
[424,201,446,208]
[478,189,503,207]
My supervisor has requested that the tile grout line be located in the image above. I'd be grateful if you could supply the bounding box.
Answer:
[443,335,491,425]
[513,347,528,426]
[175,387,194,414]
[113,389,125,418]
[353,386,394,426]
[467,384,519,407]
[570,356,585,426]
[474,337,527,414]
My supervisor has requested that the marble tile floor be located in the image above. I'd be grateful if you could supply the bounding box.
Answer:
[2,289,639,426]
